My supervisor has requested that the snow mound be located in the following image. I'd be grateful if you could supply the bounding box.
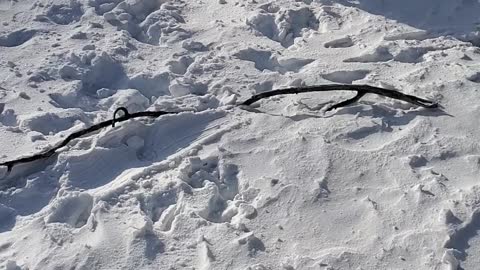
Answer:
[247,6,319,48]
[102,0,189,45]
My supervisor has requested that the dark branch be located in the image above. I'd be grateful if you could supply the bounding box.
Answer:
[326,92,366,111]
[0,108,178,174]
[0,84,438,175]
[241,84,438,109]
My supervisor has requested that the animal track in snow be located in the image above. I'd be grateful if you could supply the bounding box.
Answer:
[237,233,266,256]
[345,44,440,64]
[444,210,480,268]
[234,47,314,74]
[246,7,319,48]
[325,107,432,151]
[45,2,84,25]
[324,36,354,48]
[393,47,431,63]
[58,51,127,96]
[181,40,208,52]
[177,156,242,223]
[52,51,171,110]
[88,0,122,15]
[136,153,246,230]
[0,204,16,232]
[321,70,370,84]
[167,55,194,75]
[344,46,393,63]
[181,51,227,79]
[0,108,17,127]
[168,78,208,98]
[138,188,178,231]
[46,192,93,228]
[234,48,277,72]
[467,72,480,83]
[384,30,431,41]
[443,187,480,269]
[102,0,189,45]
[252,80,274,93]
[258,2,280,13]
[0,29,37,47]
[127,72,171,99]
[180,156,240,201]
[18,109,91,135]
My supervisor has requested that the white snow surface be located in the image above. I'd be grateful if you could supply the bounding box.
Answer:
[1,0,480,269]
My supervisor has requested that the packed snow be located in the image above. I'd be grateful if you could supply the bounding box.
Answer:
[1,0,480,269]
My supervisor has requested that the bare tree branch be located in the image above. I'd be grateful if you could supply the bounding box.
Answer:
[0,109,178,175]
[241,84,438,109]
[0,84,438,176]
[326,92,367,111]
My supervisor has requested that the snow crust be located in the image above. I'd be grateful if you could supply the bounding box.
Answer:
[1,0,480,269]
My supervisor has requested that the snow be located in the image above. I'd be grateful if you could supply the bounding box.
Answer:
[1,0,480,269]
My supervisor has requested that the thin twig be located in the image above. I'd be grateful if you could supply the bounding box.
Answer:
[0,84,438,175]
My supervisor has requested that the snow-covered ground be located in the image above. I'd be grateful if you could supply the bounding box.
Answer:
[1,0,480,269]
